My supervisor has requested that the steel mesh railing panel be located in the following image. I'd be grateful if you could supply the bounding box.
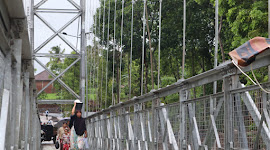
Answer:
[85,59,270,150]
[232,90,268,149]
[211,98,225,149]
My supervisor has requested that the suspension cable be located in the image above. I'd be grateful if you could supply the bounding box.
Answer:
[112,0,117,105]
[129,0,134,99]
[99,4,101,38]
[119,0,124,103]
[158,0,162,89]
[85,0,89,113]
[103,0,106,42]
[101,0,106,109]
[89,46,93,112]
[213,0,219,96]
[88,0,93,113]
[96,5,101,111]
[141,0,146,96]
[105,0,111,108]
[94,14,97,112]
[86,45,88,113]
[182,0,186,80]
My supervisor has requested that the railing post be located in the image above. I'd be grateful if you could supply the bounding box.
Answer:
[158,103,168,150]
[113,110,119,150]
[232,75,248,149]
[151,98,160,149]
[187,103,201,149]
[179,90,187,149]
[88,118,93,149]
[224,76,233,149]
[126,108,135,150]
[100,114,105,150]
[98,115,102,150]
[134,103,141,149]
[104,114,109,150]
[118,108,125,150]
[109,111,114,150]
[139,104,148,150]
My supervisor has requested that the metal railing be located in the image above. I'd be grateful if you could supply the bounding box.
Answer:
[85,50,270,150]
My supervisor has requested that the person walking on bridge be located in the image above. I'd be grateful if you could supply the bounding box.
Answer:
[58,122,68,150]
[45,110,49,120]
[69,100,87,150]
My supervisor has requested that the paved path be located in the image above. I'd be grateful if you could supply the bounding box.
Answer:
[42,141,56,150]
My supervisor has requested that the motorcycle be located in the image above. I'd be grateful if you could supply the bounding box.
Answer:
[41,124,58,143]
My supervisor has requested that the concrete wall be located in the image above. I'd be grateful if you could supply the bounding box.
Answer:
[0,0,40,149]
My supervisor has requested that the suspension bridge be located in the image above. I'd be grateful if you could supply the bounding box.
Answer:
[1,0,270,150]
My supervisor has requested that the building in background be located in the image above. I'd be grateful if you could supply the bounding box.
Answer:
[35,70,55,93]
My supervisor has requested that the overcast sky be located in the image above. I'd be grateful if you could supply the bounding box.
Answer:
[31,0,99,75]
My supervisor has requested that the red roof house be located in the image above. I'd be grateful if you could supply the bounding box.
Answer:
[35,70,55,93]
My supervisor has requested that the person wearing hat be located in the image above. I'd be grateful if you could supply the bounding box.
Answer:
[69,100,87,150]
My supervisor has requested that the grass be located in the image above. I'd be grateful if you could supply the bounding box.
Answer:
[45,93,59,99]
[40,87,96,100]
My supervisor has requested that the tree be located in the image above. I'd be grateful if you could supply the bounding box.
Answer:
[89,0,269,106]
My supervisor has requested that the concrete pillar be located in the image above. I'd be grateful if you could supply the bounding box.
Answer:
[18,61,36,150]
[0,49,5,148]
[11,39,23,150]
[4,51,12,150]
[18,78,25,149]
[36,115,41,150]
[32,114,37,150]
[24,68,30,150]
[29,81,33,150]
[29,80,36,150]
[19,63,28,149]
[0,47,5,120]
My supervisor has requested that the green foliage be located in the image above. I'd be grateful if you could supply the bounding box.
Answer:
[90,0,270,105]
[46,93,59,99]
[38,92,48,99]
[45,46,80,100]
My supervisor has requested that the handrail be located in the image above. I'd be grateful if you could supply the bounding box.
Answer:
[86,50,270,119]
